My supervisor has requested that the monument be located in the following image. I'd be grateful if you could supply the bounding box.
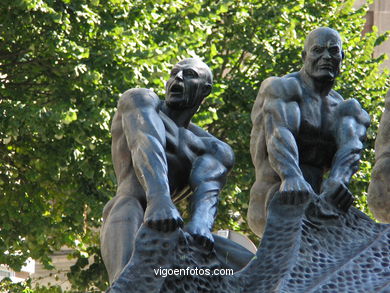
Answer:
[103,29,390,292]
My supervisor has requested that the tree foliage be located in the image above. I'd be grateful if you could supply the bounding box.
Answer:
[0,0,388,291]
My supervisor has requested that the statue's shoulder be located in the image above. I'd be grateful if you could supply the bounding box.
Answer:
[335,94,370,127]
[188,122,232,151]
[329,89,344,104]
[118,88,160,111]
[259,73,302,103]
[188,123,212,138]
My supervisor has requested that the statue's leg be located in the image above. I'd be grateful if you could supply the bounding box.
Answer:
[213,234,254,271]
[186,154,227,249]
[248,181,279,237]
[100,195,144,284]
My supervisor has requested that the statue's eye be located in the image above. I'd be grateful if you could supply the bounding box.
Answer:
[329,47,340,55]
[312,46,323,54]
[183,69,197,78]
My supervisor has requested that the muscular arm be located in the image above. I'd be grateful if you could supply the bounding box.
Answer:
[118,88,170,198]
[262,77,313,194]
[118,88,183,229]
[328,99,370,185]
[319,98,370,212]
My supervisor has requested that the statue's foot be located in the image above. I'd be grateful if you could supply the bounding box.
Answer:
[185,221,214,251]
[278,190,312,206]
[320,179,354,212]
[305,196,341,225]
[323,187,354,213]
[144,199,183,232]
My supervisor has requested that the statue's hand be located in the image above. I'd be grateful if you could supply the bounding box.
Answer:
[320,178,354,212]
[279,176,314,205]
[144,197,183,232]
[185,221,214,252]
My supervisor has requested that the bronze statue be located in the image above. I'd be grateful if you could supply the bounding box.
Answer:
[248,27,370,236]
[106,29,390,293]
[106,30,390,293]
[368,90,390,222]
[100,58,234,283]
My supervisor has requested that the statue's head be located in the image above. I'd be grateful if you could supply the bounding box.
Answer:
[302,27,344,81]
[165,58,213,109]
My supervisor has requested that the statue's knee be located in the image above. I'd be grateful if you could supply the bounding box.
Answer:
[208,140,234,170]
[247,198,267,237]
[191,154,227,185]
[247,212,266,237]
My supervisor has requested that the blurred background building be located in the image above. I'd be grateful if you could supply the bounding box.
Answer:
[355,0,390,69]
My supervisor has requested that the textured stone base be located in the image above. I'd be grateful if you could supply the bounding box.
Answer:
[108,192,390,293]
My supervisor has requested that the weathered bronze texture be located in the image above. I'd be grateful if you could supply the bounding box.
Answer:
[100,58,235,283]
[368,90,390,222]
[108,191,390,292]
[103,28,390,292]
[248,27,370,236]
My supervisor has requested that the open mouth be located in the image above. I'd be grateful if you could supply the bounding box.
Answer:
[170,83,183,94]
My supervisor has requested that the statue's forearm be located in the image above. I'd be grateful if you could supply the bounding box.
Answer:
[128,130,170,199]
[328,100,370,186]
[191,186,219,229]
[328,146,362,186]
[119,93,171,200]
[264,98,303,181]
[267,126,304,181]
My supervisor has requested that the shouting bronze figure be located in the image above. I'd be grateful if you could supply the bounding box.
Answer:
[100,58,234,283]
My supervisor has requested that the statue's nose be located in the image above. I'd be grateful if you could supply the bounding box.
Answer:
[175,71,183,81]
[322,50,331,59]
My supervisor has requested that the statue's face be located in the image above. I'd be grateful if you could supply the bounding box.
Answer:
[165,60,211,109]
[303,29,343,81]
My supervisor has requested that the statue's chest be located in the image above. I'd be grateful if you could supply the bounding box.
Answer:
[166,151,191,187]
[297,96,337,168]
[299,95,335,134]
[166,145,193,201]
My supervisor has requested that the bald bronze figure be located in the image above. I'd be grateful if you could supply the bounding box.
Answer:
[101,58,234,283]
[248,27,370,236]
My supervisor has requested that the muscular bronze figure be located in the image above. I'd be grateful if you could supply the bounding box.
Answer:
[248,27,370,236]
[368,90,390,222]
[100,58,234,283]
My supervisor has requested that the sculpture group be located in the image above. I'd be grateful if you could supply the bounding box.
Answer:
[101,27,390,292]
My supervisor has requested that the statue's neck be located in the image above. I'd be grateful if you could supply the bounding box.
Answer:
[299,69,335,97]
[160,102,198,128]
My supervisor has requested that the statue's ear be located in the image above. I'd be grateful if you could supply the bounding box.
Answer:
[301,50,306,61]
[202,83,212,97]
[341,50,345,60]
